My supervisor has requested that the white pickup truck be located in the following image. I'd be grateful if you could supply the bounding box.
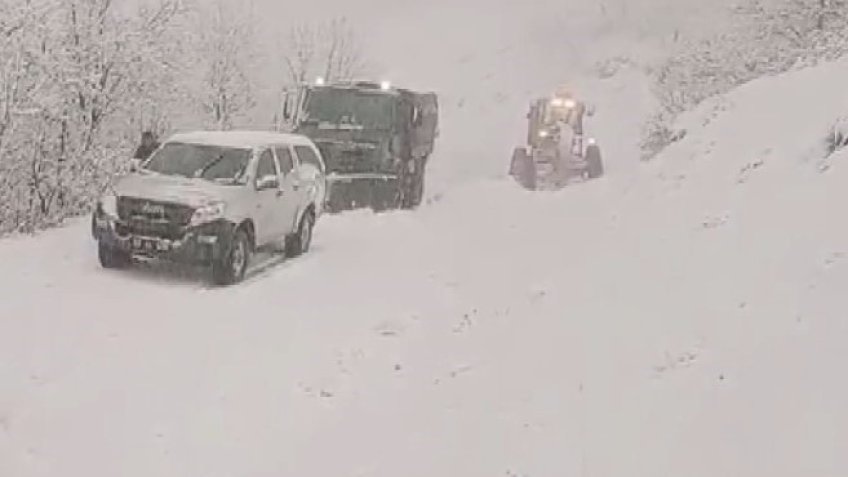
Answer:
[92,131,327,285]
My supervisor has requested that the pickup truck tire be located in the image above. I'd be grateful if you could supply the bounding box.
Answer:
[98,241,131,269]
[286,210,314,257]
[212,228,250,285]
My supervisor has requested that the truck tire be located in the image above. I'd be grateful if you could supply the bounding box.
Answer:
[398,159,425,210]
[408,167,425,208]
[585,144,604,179]
[212,228,250,285]
[403,165,424,209]
[98,241,131,269]
[286,210,314,257]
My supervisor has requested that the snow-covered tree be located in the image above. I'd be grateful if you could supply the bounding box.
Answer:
[274,16,369,130]
[0,0,186,234]
[282,16,368,86]
[188,0,258,131]
[321,17,367,83]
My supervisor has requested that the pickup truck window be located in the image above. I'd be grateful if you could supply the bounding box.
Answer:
[256,149,277,181]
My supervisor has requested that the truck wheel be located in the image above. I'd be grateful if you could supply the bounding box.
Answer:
[212,228,250,285]
[98,241,131,269]
[398,161,423,210]
[403,167,425,209]
[410,168,425,208]
[286,210,314,257]
[585,144,604,179]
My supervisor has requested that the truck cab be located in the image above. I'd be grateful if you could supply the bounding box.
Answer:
[279,80,438,212]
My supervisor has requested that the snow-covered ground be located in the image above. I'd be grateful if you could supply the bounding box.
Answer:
[2,48,847,475]
[5,0,848,469]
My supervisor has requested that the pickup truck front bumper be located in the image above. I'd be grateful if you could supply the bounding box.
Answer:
[92,211,236,265]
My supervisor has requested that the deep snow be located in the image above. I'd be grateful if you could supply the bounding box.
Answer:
[2,50,848,476]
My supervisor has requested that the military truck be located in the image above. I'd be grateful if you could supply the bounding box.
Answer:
[279,80,438,212]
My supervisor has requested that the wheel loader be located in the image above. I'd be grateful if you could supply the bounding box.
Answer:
[510,94,603,191]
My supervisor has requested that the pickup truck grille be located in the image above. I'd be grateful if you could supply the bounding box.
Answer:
[116,197,195,240]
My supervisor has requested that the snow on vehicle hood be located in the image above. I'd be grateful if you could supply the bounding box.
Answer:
[113,172,242,208]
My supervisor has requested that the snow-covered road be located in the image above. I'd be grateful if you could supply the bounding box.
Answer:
[2,160,846,477]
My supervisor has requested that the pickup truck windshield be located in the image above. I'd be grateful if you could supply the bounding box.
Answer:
[143,142,251,184]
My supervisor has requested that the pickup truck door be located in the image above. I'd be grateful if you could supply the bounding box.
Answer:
[252,149,284,246]
[293,144,325,211]
[274,146,302,235]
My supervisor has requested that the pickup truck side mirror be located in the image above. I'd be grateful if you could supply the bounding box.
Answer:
[255,175,279,191]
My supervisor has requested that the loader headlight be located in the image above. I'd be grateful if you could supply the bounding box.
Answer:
[190,202,226,226]
[564,99,576,109]
[587,137,596,145]
[539,130,550,138]
[551,98,565,107]
[98,193,118,219]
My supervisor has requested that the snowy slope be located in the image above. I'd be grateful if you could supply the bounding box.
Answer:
[2,53,848,477]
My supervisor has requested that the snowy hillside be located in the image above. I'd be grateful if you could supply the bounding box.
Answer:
[2,46,848,477]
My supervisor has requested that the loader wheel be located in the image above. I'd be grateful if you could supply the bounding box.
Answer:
[585,144,604,179]
[510,147,536,190]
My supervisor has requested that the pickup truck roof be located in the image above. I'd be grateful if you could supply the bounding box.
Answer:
[167,130,316,150]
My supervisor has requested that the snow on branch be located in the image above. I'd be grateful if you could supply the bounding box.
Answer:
[282,16,369,87]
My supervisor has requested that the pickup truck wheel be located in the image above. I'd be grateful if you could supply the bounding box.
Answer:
[98,241,131,269]
[212,228,250,285]
[286,210,314,257]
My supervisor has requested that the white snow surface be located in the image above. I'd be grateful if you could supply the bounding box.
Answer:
[3,31,848,477]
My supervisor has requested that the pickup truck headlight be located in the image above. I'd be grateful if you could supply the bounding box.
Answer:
[190,202,226,226]
[98,193,118,219]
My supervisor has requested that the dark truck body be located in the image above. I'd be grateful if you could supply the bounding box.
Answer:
[280,81,438,212]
